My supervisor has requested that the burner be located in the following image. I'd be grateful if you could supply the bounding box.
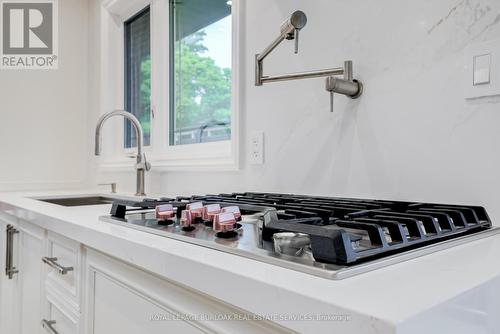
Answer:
[273,232,310,256]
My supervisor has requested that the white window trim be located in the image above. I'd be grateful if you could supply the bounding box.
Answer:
[98,0,241,172]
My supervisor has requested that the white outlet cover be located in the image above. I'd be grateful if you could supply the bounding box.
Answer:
[249,131,264,165]
[464,39,500,99]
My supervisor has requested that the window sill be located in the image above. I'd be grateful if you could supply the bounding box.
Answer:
[100,140,240,172]
[98,155,239,172]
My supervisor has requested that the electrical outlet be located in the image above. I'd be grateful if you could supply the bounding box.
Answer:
[249,131,264,165]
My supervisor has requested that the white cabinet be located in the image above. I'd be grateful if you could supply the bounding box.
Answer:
[17,221,45,334]
[0,214,289,334]
[84,248,291,334]
[0,214,45,334]
[0,215,82,334]
[0,216,18,334]
[45,231,82,311]
[92,272,204,334]
[43,293,79,334]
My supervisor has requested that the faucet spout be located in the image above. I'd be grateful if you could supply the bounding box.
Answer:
[255,10,307,86]
[94,110,150,196]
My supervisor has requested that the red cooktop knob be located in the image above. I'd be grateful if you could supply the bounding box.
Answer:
[202,204,221,221]
[180,210,195,231]
[155,204,175,220]
[186,202,204,218]
[213,212,236,233]
[221,206,241,220]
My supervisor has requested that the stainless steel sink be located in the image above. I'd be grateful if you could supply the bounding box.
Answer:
[36,196,117,207]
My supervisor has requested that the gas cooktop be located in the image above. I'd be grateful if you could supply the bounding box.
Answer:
[99,192,500,279]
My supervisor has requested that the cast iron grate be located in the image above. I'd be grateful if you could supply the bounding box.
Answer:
[109,192,491,265]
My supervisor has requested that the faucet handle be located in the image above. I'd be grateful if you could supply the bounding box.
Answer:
[329,91,334,113]
[136,153,151,171]
[143,154,151,171]
[280,10,306,54]
[294,28,300,54]
[325,76,337,113]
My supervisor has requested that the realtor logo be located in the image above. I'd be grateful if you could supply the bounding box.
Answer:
[1,0,58,69]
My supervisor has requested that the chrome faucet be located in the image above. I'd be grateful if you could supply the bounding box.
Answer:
[95,110,151,196]
[255,10,363,112]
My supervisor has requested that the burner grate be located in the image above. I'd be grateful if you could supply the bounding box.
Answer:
[108,192,492,266]
[217,193,492,264]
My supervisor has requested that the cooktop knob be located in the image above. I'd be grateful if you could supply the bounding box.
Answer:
[202,204,221,222]
[213,212,238,239]
[155,204,175,225]
[186,202,204,221]
[180,210,195,231]
[221,206,241,220]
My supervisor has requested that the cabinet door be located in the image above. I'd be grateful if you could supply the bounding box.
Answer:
[84,248,292,334]
[0,215,45,334]
[17,221,45,334]
[0,216,19,334]
[92,272,204,334]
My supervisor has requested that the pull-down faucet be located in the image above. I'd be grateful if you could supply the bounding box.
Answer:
[95,110,151,196]
[255,10,363,112]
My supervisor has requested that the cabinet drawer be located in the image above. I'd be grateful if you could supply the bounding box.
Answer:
[44,231,81,308]
[42,297,78,334]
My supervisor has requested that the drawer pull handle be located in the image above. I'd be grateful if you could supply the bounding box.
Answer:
[42,257,74,275]
[5,225,19,279]
[41,319,59,334]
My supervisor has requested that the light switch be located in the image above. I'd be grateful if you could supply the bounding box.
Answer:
[473,54,491,86]
[464,39,500,99]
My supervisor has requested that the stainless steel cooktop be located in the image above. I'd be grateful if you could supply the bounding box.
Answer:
[99,193,500,279]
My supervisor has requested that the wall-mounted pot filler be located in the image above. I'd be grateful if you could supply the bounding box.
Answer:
[255,10,363,112]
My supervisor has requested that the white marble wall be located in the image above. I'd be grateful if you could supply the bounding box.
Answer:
[97,0,500,221]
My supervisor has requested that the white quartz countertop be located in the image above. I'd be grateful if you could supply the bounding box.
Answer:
[1,189,499,334]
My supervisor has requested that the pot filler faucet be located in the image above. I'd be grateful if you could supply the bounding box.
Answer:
[94,110,151,196]
[255,10,363,112]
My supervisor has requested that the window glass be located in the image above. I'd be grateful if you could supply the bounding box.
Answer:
[124,7,151,148]
[170,0,232,145]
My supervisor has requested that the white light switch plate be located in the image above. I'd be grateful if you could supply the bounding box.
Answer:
[473,54,491,85]
[249,131,264,165]
[464,39,500,99]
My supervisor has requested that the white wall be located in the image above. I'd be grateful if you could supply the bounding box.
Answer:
[0,0,89,191]
[92,0,500,221]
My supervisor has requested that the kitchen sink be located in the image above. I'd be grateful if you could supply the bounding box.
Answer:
[36,196,117,207]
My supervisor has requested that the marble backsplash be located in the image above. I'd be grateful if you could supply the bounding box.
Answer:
[98,0,500,222]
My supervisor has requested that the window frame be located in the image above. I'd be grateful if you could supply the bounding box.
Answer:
[124,5,152,149]
[99,0,240,171]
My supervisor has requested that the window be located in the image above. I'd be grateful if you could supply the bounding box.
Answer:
[101,0,239,169]
[169,0,232,146]
[124,7,151,148]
